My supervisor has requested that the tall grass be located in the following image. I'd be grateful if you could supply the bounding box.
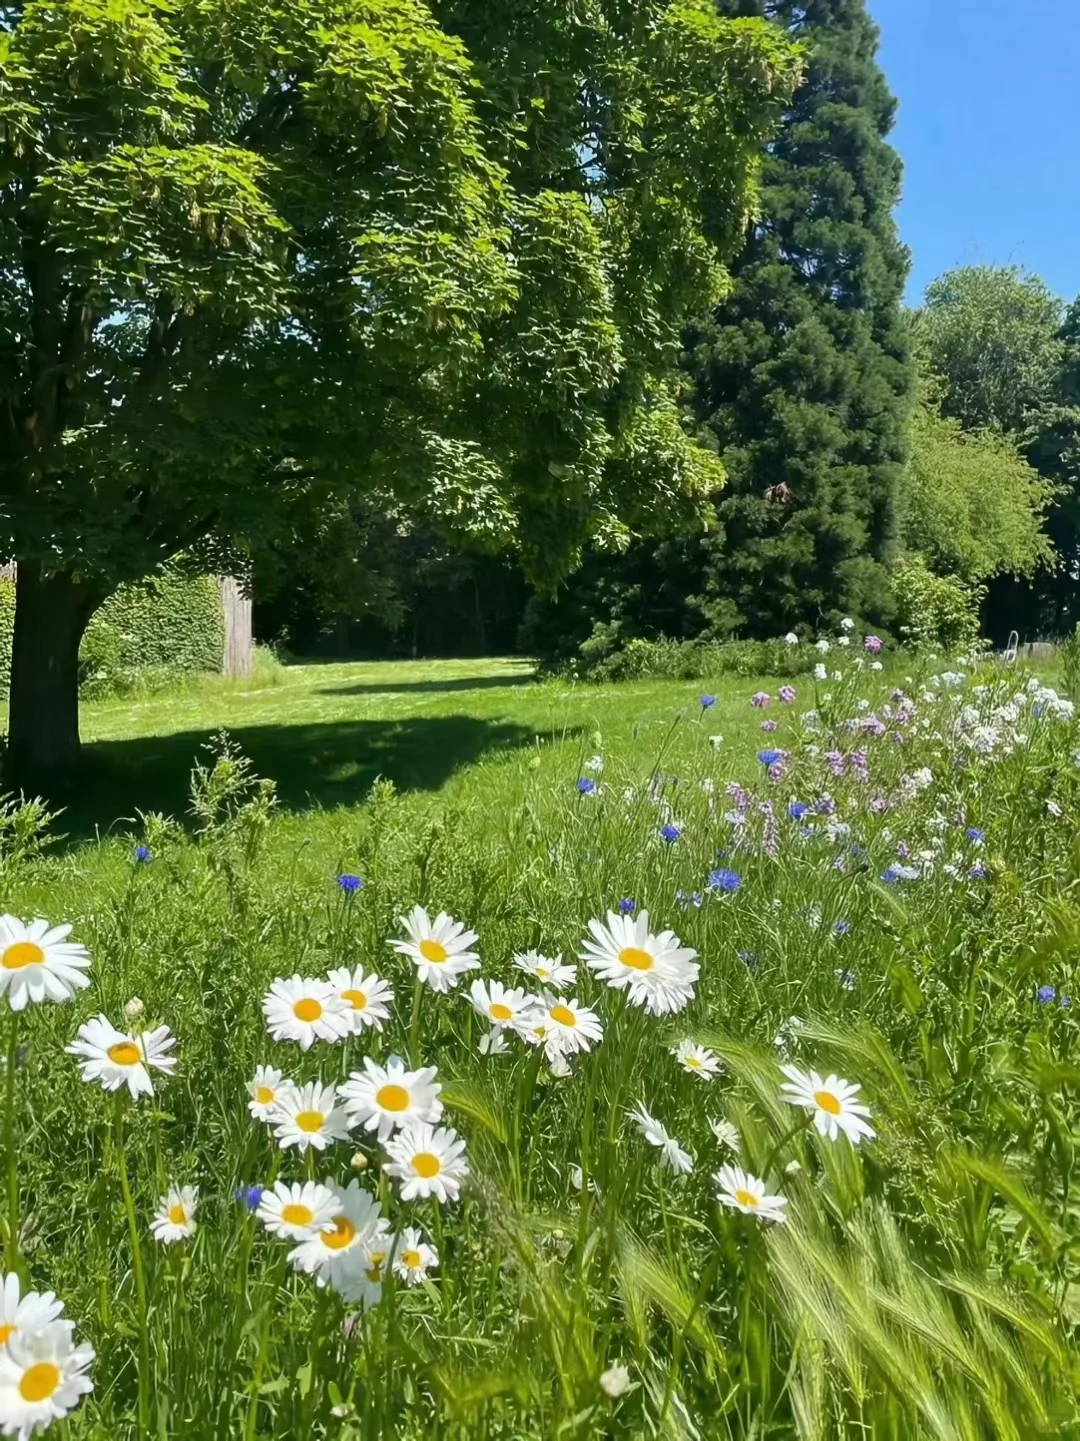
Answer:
[1,651,1079,1438]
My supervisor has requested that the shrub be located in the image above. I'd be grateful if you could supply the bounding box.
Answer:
[550,629,824,683]
[890,554,984,650]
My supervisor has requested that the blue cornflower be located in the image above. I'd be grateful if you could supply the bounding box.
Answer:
[1037,985,1057,1005]
[757,749,783,767]
[834,919,852,936]
[617,897,637,915]
[970,860,988,880]
[133,845,151,863]
[660,824,681,843]
[577,777,598,795]
[788,801,809,820]
[699,694,717,710]
[965,827,985,845]
[706,868,741,893]
[675,889,703,909]
[236,1185,263,1210]
[337,874,364,894]
[1061,995,1073,1009]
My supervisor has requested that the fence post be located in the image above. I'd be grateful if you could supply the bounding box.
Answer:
[219,576,253,679]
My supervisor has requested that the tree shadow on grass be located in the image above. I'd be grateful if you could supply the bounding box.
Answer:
[61,713,562,841]
[316,673,534,698]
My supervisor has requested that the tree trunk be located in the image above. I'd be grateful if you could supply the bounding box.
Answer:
[7,565,100,796]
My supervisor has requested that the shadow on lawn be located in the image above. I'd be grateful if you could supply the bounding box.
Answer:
[317,672,534,698]
[62,713,556,841]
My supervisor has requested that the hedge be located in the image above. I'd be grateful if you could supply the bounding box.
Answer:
[0,565,224,698]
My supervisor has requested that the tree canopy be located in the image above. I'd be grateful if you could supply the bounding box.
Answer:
[0,0,800,785]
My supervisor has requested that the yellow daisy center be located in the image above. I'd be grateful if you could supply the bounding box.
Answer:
[419,939,448,964]
[734,1189,760,1208]
[295,1111,324,1133]
[342,989,367,1011]
[376,1084,411,1112]
[814,1090,842,1116]
[321,1216,356,1251]
[489,1002,513,1022]
[293,998,322,1023]
[401,1248,422,1269]
[412,1152,441,1179]
[1,941,43,971]
[108,1041,142,1066]
[365,1265,383,1283]
[685,1055,702,1068]
[550,1004,576,1027]
[535,967,550,980]
[168,1203,187,1225]
[0,1324,15,1343]
[19,1363,60,1403]
[255,1086,275,1105]
[618,946,654,971]
[281,1203,313,1227]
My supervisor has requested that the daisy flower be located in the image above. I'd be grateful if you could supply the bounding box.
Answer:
[247,1064,292,1123]
[388,906,480,993]
[271,1080,352,1153]
[262,976,350,1051]
[714,1164,787,1223]
[66,1017,176,1100]
[580,911,699,1016]
[337,1055,442,1143]
[289,1180,383,1297]
[468,979,531,1030]
[392,1228,438,1286]
[0,1275,69,1350]
[477,1028,510,1056]
[326,967,394,1034]
[527,993,603,1058]
[628,1104,693,1175]
[384,1121,469,1204]
[673,1040,722,1080]
[330,1220,394,1309]
[0,916,90,1011]
[779,1065,876,1145]
[256,1180,338,1241]
[150,1185,198,1245]
[512,951,576,991]
[0,1324,94,1437]
[515,1012,573,1076]
[710,1119,741,1153]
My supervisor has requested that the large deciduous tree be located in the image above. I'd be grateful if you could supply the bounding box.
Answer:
[0,0,799,790]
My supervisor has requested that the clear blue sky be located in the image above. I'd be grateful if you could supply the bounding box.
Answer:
[867,0,1080,306]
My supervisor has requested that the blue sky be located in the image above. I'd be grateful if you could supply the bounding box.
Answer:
[867,0,1080,306]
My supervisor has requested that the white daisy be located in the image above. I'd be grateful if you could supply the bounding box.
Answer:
[468,978,531,1031]
[672,1040,722,1080]
[628,1104,693,1175]
[580,911,699,1016]
[326,967,394,1034]
[515,1012,573,1076]
[384,1121,469,1204]
[0,916,90,1012]
[66,1016,176,1100]
[247,1065,292,1123]
[388,906,481,992]
[714,1164,787,1223]
[710,1119,741,1153]
[0,1275,69,1351]
[332,1219,394,1310]
[779,1065,875,1145]
[337,1055,442,1143]
[288,1180,383,1297]
[392,1227,438,1286]
[512,951,577,991]
[150,1185,197,1245]
[526,993,603,1059]
[271,1080,352,1153]
[262,976,350,1051]
[477,1027,510,1056]
[256,1180,338,1241]
[0,1324,94,1437]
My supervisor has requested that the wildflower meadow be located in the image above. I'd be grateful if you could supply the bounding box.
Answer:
[2,635,1080,1439]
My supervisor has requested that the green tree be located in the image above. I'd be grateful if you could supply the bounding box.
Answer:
[0,0,799,789]
[681,0,913,636]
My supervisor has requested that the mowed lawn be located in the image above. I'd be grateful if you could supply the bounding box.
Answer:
[55,657,765,845]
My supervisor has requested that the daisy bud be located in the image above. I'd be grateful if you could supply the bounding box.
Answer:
[350,1151,369,1173]
[123,997,145,1023]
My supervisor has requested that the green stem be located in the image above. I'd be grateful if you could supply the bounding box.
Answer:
[408,980,424,1068]
[760,1112,812,1182]
[115,1097,150,1441]
[4,1009,18,1272]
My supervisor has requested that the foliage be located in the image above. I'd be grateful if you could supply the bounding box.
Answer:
[902,397,1057,583]
[889,554,983,650]
[546,630,818,682]
[0,566,223,698]
[2,654,1080,1438]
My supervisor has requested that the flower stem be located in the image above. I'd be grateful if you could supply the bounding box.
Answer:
[760,1112,812,1181]
[115,1097,150,1441]
[408,979,424,1068]
[4,1009,18,1273]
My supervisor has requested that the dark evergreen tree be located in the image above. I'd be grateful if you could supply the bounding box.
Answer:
[682,0,914,636]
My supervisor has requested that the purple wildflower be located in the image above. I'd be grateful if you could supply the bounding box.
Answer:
[778,685,796,704]
[864,635,883,654]
[751,691,771,709]
[760,719,778,732]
